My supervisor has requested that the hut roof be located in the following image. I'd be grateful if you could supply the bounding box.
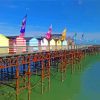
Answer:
[51,34,62,39]
[0,34,9,39]
[7,36,18,39]
[36,36,43,40]
[25,37,33,41]
[52,34,62,36]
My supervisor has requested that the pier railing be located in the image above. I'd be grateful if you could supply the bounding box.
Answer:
[0,44,95,55]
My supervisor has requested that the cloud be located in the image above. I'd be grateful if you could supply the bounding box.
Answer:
[0,22,8,25]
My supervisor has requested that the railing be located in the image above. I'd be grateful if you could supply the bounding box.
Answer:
[0,45,95,55]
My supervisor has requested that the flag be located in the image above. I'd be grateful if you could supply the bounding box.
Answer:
[45,24,52,40]
[74,33,77,37]
[72,33,77,44]
[73,33,77,40]
[61,28,67,41]
[19,14,27,37]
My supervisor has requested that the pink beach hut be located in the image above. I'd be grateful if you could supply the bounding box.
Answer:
[7,36,26,53]
[8,15,27,54]
[15,36,26,53]
[7,36,17,53]
[15,14,27,53]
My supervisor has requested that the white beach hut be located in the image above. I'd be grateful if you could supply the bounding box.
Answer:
[41,37,48,51]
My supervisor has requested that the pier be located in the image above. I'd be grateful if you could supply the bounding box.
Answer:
[0,45,100,100]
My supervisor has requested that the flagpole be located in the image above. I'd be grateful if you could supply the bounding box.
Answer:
[73,33,77,46]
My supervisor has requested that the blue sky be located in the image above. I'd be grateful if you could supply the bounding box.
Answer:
[0,0,100,43]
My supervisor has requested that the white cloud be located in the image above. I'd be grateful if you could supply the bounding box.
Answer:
[0,22,8,25]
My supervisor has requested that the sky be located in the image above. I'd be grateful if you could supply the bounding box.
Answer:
[0,0,100,43]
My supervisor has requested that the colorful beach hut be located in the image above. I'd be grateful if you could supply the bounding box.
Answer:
[7,36,17,53]
[57,40,61,50]
[29,37,39,52]
[41,37,48,51]
[0,34,9,54]
[52,34,62,50]
[62,40,68,49]
[25,37,43,52]
[62,40,68,45]
[7,36,26,53]
[50,38,56,50]
[16,36,26,53]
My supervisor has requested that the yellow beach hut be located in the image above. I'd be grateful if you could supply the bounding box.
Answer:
[57,40,61,50]
[0,34,9,54]
[52,34,62,50]
[50,39,56,50]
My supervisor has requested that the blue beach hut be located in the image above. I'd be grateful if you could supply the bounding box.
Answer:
[28,37,43,52]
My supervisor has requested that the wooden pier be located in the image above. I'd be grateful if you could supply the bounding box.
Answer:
[0,45,100,100]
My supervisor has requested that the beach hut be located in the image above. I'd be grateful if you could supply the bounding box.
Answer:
[25,36,43,52]
[50,39,56,50]
[52,34,62,50]
[0,34,9,54]
[7,36,26,53]
[62,40,68,50]
[7,36,17,54]
[57,40,61,50]
[29,37,43,52]
[29,37,39,52]
[16,36,26,53]
[62,40,68,45]
[41,37,48,51]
